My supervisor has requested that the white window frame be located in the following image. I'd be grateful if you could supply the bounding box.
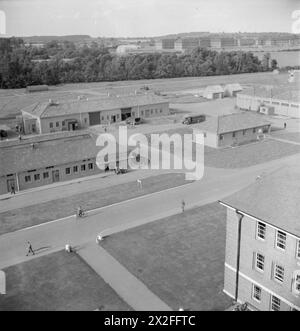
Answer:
[252,284,262,302]
[297,240,300,260]
[256,222,266,241]
[34,173,41,182]
[276,230,286,251]
[274,263,284,283]
[255,253,265,272]
[271,295,281,311]
[25,175,31,183]
[65,167,71,176]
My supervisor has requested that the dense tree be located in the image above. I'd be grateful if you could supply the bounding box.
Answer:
[0,38,277,89]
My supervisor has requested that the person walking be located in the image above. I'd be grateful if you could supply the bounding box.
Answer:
[181,199,186,213]
[26,241,35,256]
[10,185,16,195]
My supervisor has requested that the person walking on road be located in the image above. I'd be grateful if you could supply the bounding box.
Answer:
[26,241,35,256]
[181,199,186,213]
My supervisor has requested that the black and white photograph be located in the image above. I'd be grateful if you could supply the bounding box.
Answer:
[0,0,299,315]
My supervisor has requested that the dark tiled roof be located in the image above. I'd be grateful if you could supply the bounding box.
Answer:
[0,132,99,176]
[194,112,271,134]
[221,166,300,237]
[21,94,168,119]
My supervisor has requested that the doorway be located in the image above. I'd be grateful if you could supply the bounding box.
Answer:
[7,178,16,193]
[52,170,60,182]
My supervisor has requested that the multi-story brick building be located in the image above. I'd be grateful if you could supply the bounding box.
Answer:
[220,167,300,311]
[21,94,169,135]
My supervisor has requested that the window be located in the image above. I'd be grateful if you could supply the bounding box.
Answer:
[253,128,256,133]
[141,111,144,116]
[88,163,94,170]
[34,174,40,181]
[56,122,59,127]
[276,230,286,250]
[73,166,78,173]
[62,121,65,126]
[101,116,104,121]
[220,134,224,141]
[297,240,300,259]
[252,285,262,302]
[81,164,86,172]
[65,168,71,175]
[243,130,246,136]
[25,175,31,183]
[49,122,53,129]
[160,109,163,113]
[271,296,281,311]
[43,172,49,179]
[274,264,284,283]
[232,132,236,138]
[255,253,265,272]
[256,222,266,240]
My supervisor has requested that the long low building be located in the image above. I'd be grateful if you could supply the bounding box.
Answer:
[236,88,300,118]
[21,94,169,135]
[0,131,136,195]
[193,112,271,148]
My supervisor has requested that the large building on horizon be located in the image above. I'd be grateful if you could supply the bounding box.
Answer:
[220,166,300,311]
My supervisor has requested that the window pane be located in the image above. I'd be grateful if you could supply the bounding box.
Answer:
[276,231,286,250]
[274,264,284,283]
[257,222,266,240]
[271,296,281,311]
[255,253,265,271]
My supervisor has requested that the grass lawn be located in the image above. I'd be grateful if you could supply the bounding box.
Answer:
[271,131,300,143]
[204,139,300,168]
[0,250,131,311]
[101,202,232,311]
[0,173,191,235]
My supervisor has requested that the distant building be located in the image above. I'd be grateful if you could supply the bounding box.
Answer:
[236,88,300,118]
[155,38,176,50]
[203,85,225,99]
[199,37,211,48]
[224,83,243,97]
[220,166,300,311]
[0,132,138,195]
[21,94,169,135]
[26,85,49,93]
[174,38,200,52]
[259,105,275,116]
[193,112,271,148]
[116,44,141,55]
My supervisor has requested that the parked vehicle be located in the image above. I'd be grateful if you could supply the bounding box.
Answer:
[0,130,8,138]
[182,114,206,125]
[126,117,143,125]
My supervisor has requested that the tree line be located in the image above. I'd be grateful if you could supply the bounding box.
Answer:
[0,38,278,89]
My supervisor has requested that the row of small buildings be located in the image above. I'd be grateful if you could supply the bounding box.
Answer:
[236,88,300,118]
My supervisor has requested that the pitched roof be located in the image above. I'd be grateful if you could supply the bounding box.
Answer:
[220,166,300,238]
[193,112,271,134]
[204,85,225,94]
[240,87,300,103]
[0,132,99,176]
[21,94,168,119]
[224,83,243,91]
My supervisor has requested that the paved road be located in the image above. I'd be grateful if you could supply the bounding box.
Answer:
[1,151,298,270]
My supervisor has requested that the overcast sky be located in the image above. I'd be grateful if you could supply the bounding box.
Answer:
[0,0,299,37]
